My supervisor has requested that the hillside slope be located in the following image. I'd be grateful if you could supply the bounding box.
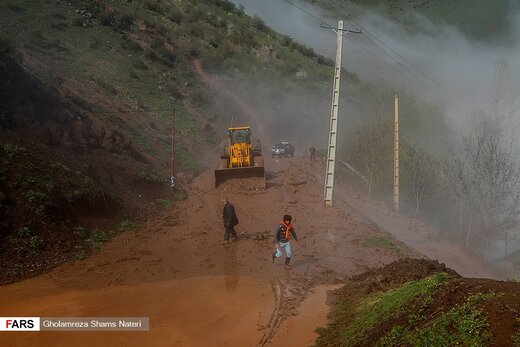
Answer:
[0,0,339,282]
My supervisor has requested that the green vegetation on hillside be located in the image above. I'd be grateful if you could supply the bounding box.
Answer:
[315,273,451,346]
[0,0,339,168]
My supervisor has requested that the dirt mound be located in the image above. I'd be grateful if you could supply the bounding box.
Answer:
[350,258,460,293]
[215,177,266,192]
[317,258,520,346]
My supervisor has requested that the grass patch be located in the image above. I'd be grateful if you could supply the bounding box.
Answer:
[119,219,138,230]
[74,247,87,260]
[73,225,88,239]
[364,235,401,253]
[316,273,450,346]
[86,229,109,249]
[2,143,26,158]
[409,300,491,346]
[513,320,520,346]
[139,169,162,184]
[156,198,172,207]
[29,235,45,251]
[175,146,200,173]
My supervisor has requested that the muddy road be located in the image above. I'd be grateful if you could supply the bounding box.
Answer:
[0,157,495,346]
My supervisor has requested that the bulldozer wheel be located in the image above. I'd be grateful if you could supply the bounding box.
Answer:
[254,156,264,167]
[218,158,228,170]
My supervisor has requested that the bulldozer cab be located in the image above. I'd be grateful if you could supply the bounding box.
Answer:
[227,127,252,168]
[229,127,251,145]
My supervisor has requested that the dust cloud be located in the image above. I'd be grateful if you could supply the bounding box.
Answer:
[231,0,520,128]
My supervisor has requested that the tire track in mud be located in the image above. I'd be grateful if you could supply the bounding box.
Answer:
[260,280,283,346]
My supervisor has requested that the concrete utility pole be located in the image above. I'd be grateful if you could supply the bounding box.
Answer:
[323,20,360,207]
[170,109,176,189]
[393,94,399,212]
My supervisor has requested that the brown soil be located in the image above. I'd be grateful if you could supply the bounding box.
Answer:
[0,156,504,346]
[349,257,461,294]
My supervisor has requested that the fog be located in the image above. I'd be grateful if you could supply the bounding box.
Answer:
[231,0,520,126]
[226,0,520,274]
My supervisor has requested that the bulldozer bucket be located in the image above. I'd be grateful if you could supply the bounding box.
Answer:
[214,166,266,190]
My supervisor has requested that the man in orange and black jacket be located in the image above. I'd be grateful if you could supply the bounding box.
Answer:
[271,214,298,267]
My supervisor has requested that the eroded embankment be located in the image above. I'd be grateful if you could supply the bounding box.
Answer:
[315,258,520,347]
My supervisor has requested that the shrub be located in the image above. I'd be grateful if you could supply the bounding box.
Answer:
[117,13,136,30]
[94,78,118,95]
[87,229,109,249]
[18,227,32,237]
[90,37,101,49]
[145,0,168,14]
[215,0,236,13]
[25,190,50,204]
[73,226,88,239]
[0,35,15,54]
[143,16,168,34]
[165,82,183,99]
[156,46,177,67]
[119,219,137,230]
[50,162,72,175]
[2,143,26,158]
[144,48,160,61]
[7,3,26,12]
[151,35,165,49]
[75,248,87,260]
[121,36,142,52]
[251,15,268,32]
[29,236,45,251]
[167,8,183,24]
[156,198,172,207]
[98,10,114,26]
[132,58,148,70]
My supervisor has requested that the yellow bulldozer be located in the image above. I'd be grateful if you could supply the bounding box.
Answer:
[214,126,265,189]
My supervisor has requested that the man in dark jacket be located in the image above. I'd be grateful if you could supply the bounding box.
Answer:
[309,146,316,161]
[222,197,239,244]
[271,214,298,268]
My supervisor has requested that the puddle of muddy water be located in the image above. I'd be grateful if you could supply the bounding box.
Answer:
[0,276,273,347]
[0,276,339,347]
[269,285,342,347]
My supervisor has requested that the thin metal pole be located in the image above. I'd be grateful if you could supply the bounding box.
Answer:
[170,109,176,188]
[393,94,399,212]
[324,20,344,207]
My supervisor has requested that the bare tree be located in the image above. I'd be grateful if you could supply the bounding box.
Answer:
[346,116,392,197]
[445,114,520,255]
[401,144,437,218]
[492,60,520,142]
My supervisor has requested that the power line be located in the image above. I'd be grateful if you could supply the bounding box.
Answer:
[282,0,432,87]
[317,0,442,88]
[345,36,425,85]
